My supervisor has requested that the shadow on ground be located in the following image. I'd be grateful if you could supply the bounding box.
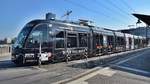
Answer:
[68,52,132,69]
[0,60,40,70]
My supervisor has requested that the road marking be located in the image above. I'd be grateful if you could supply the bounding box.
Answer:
[113,49,150,75]
[52,67,100,84]
[98,67,116,77]
[116,65,150,75]
[66,67,116,84]
[116,50,147,65]
[31,66,48,72]
[67,81,88,84]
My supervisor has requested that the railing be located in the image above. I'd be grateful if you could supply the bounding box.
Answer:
[0,44,12,57]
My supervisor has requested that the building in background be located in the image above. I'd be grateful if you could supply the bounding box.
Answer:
[119,27,150,38]
[4,38,12,44]
[0,37,13,44]
[0,38,12,56]
[118,27,150,46]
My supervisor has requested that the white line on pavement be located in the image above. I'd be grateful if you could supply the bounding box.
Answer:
[116,65,150,75]
[116,50,147,65]
[113,49,150,75]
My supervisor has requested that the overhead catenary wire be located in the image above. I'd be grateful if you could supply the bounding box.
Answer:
[92,0,131,20]
[121,0,136,13]
[107,0,132,16]
[106,0,137,23]
[64,0,127,24]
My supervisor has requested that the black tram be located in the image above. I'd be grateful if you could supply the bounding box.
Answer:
[11,13,147,65]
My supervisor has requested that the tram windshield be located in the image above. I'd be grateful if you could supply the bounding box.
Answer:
[14,25,32,48]
[25,24,52,49]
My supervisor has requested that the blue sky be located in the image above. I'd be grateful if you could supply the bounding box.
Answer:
[0,0,150,39]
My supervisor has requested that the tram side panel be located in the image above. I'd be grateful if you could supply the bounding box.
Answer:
[131,35,134,50]
[125,34,130,50]
[114,32,126,52]
[133,35,138,49]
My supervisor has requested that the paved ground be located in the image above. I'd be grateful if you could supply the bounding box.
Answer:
[0,56,86,84]
[0,48,149,84]
[66,48,150,84]
[0,67,86,84]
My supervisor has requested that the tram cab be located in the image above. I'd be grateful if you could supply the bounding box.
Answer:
[11,20,54,64]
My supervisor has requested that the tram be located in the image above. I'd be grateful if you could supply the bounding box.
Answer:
[11,13,147,65]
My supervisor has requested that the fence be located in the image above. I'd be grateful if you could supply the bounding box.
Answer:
[0,44,12,57]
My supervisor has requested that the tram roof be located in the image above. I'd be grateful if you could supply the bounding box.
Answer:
[27,19,90,29]
[27,19,145,38]
[115,32,124,37]
[93,27,114,36]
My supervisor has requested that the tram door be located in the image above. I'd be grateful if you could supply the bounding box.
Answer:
[66,31,78,59]
[93,33,103,55]
[66,32,77,49]
[54,30,77,61]
[107,35,114,52]
[54,30,65,61]
[94,34,100,55]
[129,37,132,50]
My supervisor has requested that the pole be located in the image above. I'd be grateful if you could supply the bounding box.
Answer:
[0,46,1,56]
[146,26,148,46]
[38,33,42,67]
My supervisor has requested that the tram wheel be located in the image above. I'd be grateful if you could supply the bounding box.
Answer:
[13,55,26,66]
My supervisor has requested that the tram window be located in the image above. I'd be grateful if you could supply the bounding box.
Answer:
[95,34,99,45]
[67,33,77,48]
[79,33,87,47]
[67,37,77,48]
[108,36,114,45]
[68,33,76,37]
[56,31,64,48]
[26,24,49,48]
[129,38,132,45]
[118,37,122,45]
[116,37,121,45]
[56,31,64,38]
[117,37,124,45]
[134,39,138,45]
[120,37,124,45]
[100,35,103,45]
[47,29,53,48]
